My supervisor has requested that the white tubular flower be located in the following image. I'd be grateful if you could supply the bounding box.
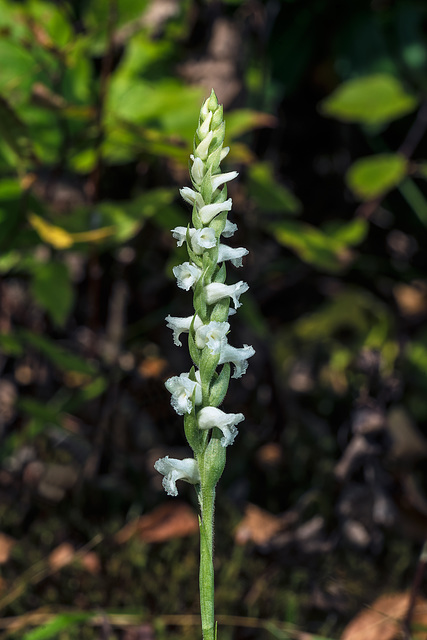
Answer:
[199,198,233,224]
[195,130,214,161]
[222,219,237,237]
[211,171,239,192]
[191,228,217,254]
[220,146,230,162]
[173,262,202,291]
[180,187,205,208]
[195,321,230,352]
[205,281,249,309]
[218,342,255,379]
[191,157,205,185]
[154,456,200,496]
[166,314,203,347]
[197,406,244,447]
[198,110,213,138]
[165,370,202,415]
[217,244,248,267]
[172,226,192,247]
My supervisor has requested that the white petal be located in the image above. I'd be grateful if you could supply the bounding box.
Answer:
[222,219,238,237]
[197,406,244,447]
[198,110,213,139]
[154,456,200,496]
[198,198,232,224]
[165,314,193,346]
[195,321,229,351]
[165,371,202,415]
[191,157,205,185]
[218,343,255,378]
[217,244,248,267]
[211,171,238,192]
[195,130,214,161]
[190,227,217,254]
[220,147,230,162]
[173,262,202,290]
[205,281,249,309]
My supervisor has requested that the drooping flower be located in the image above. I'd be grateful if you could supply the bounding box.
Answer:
[211,171,239,193]
[166,314,203,347]
[217,244,248,267]
[179,187,204,209]
[173,262,202,291]
[197,406,244,447]
[195,321,230,352]
[205,281,249,309]
[198,199,233,225]
[218,342,255,379]
[154,456,200,496]
[165,370,202,415]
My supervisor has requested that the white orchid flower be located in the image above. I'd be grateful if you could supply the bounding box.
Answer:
[197,406,244,447]
[154,456,200,496]
[218,342,255,379]
[173,262,202,291]
[217,244,248,267]
[195,321,230,352]
[165,370,202,415]
[166,314,203,347]
[205,281,249,309]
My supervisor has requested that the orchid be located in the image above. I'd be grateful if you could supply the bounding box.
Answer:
[154,90,255,640]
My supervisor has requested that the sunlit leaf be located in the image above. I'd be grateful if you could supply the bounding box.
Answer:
[270,217,368,272]
[320,74,418,126]
[29,213,74,248]
[346,153,407,200]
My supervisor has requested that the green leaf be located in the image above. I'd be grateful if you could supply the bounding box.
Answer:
[319,74,418,126]
[19,330,97,376]
[22,613,92,640]
[346,153,408,200]
[30,262,73,327]
[248,162,302,214]
[270,218,368,272]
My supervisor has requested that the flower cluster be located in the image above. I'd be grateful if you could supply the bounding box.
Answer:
[154,90,255,497]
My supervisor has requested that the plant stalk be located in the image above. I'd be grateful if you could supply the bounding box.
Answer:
[198,481,216,640]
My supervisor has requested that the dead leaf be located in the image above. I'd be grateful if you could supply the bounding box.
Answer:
[341,593,427,640]
[0,533,16,564]
[234,504,283,546]
[138,357,167,379]
[79,551,101,574]
[115,502,199,544]
[393,281,427,317]
[48,542,75,570]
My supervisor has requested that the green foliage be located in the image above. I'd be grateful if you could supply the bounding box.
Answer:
[346,153,408,200]
[319,74,418,126]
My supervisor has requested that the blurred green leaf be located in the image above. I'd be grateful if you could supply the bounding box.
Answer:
[225,110,277,141]
[22,613,92,640]
[0,39,36,104]
[19,330,97,376]
[0,96,35,165]
[30,262,74,327]
[270,218,368,272]
[346,153,407,200]
[0,332,24,356]
[319,74,418,126]
[248,162,302,214]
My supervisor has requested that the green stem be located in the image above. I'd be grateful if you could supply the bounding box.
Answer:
[198,481,216,640]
